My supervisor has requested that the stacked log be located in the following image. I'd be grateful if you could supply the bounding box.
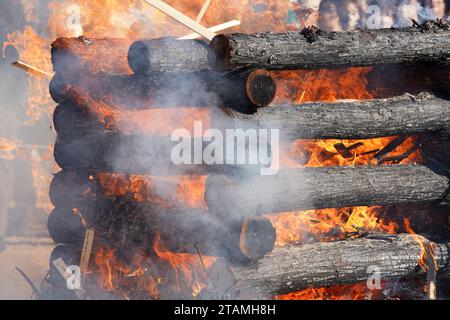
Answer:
[205,165,450,218]
[224,92,450,139]
[50,36,277,111]
[231,234,450,299]
[47,171,276,264]
[47,26,450,300]
[208,25,450,71]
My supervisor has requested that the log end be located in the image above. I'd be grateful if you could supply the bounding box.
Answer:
[208,35,232,71]
[47,207,86,245]
[240,217,276,261]
[246,70,277,107]
[127,40,150,75]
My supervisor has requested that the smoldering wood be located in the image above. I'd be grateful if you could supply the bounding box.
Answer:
[205,164,450,218]
[49,72,216,108]
[51,37,132,76]
[50,69,276,112]
[47,203,275,264]
[127,38,209,74]
[232,234,450,299]
[208,26,450,71]
[226,92,450,139]
[53,130,270,175]
[156,214,275,264]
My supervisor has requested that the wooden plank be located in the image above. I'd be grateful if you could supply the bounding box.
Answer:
[142,0,215,40]
[79,229,95,274]
[12,60,53,78]
[178,20,241,40]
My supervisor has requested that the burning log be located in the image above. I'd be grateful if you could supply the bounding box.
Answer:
[226,92,450,139]
[232,233,450,299]
[205,164,450,218]
[50,69,276,112]
[47,204,275,264]
[51,37,132,76]
[127,38,209,74]
[53,130,270,175]
[156,213,276,263]
[208,25,450,71]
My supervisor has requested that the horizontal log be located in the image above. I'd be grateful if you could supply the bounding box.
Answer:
[51,37,132,76]
[54,131,271,175]
[232,233,450,299]
[128,38,209,74]
[226,92,450,139]
[47,204,275,264]
[205,164,450,218]
[50,69,276,112]
[208,25,450,71]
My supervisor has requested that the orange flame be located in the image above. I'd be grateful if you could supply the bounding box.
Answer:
[267,206,398,246]
[276,282,383,300]
[96,174,207,209]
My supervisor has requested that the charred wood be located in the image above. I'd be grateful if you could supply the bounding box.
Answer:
[232,234,450,298]
[226,92,450,139]
[205,164,450,218]
[208,26,450,71]
[128,38,209,74]
[53,130,270,175]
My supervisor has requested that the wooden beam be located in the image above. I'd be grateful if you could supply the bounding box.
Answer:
[142,0,216,40]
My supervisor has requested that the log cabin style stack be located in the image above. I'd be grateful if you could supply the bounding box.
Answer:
[44,21,450,300]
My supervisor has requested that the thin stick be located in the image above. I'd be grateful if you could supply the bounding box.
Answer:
[79,229,95,274]
[12,60,53,78]
[193,243,207,273]
[195,0,212,22]
[15,266,41,299]
[178,20,241,40]
[142,0,215,40]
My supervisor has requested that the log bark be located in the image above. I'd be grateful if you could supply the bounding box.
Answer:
[51,37,132,76]
[127,38,209,74]
[205,164,450,218]
[53,131,269,175]
[50,69,276,112]
[208,26,450,71]
[232,234,450,299]
[226,92,450,139]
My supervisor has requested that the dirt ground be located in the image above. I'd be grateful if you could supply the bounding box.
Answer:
[0,237,53,299]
